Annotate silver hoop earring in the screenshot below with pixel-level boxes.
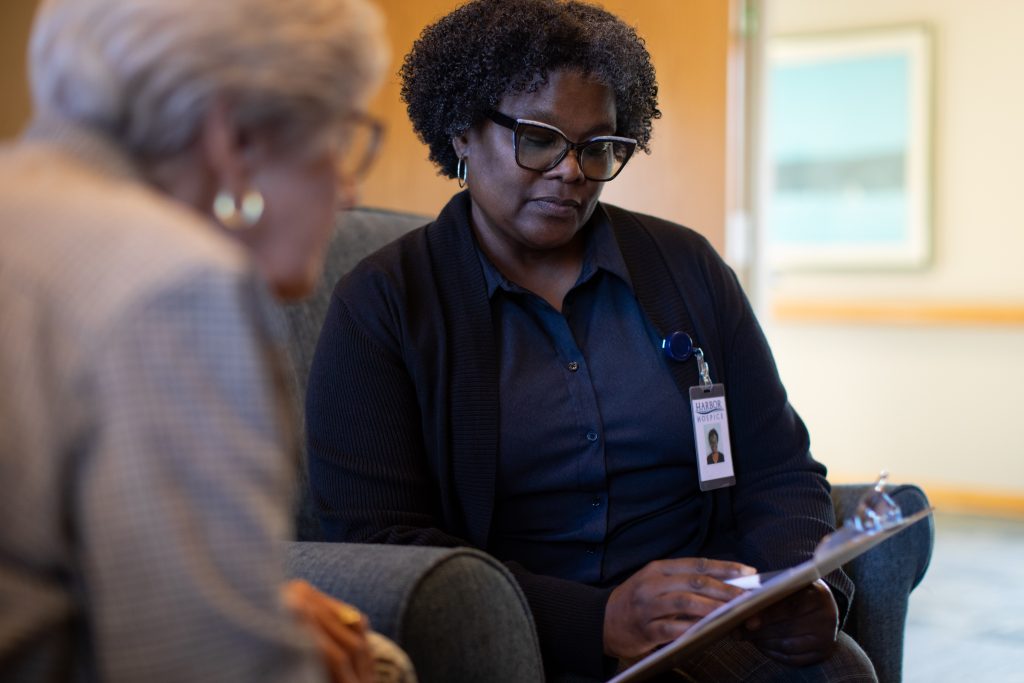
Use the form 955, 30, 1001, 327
213, 188, 265, 230
456, 156, 468, 189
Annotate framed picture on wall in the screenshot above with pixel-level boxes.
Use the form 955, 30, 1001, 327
764, 25, 932, 269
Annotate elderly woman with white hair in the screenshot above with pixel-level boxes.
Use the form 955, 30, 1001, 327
0, 1, 405, 682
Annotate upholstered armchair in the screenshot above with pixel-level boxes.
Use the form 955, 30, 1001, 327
280, 207, 934, 683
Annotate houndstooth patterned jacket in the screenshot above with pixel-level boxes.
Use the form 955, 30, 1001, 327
0, 119, 324, 682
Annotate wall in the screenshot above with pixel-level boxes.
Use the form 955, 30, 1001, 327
364, 0, 732, 251
760, 0, 1024, 512
0, 0, 732, 252
0, 0, 37, 138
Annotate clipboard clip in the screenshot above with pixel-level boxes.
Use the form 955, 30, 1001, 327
815, 471, 909, 556
848, 470, 903, 532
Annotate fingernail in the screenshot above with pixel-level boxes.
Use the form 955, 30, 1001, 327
335, 603, 363, 626
741, 566, 757, 575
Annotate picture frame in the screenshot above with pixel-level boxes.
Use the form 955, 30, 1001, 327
764, 25, 932, 270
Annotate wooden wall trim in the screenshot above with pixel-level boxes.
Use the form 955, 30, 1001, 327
829, 474, 1024, 519
772, 299, 1024, 326
921, 487, 1024, 519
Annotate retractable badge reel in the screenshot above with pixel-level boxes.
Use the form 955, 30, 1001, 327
662, 332, 736, 491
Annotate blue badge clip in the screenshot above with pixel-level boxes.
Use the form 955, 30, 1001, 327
661, 331, 694, 362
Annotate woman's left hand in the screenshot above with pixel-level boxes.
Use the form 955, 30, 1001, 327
282, 579, 374, 683
741, 580, 839, 666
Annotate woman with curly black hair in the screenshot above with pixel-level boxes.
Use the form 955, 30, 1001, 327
306, 1, 876, 681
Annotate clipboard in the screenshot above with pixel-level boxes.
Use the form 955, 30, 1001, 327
608, 506, 933, 683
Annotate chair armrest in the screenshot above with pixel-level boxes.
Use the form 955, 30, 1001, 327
285, 542, 544, 683
832, 484, 934, 683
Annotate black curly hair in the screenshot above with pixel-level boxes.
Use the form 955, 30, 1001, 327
400, 0, 660, 178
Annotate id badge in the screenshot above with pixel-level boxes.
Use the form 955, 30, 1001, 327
689, 383, 736, 491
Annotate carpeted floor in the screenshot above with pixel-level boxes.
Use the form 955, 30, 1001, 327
903, 512, 1024, 682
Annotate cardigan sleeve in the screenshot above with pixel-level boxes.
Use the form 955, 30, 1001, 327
307, 257, 623, 678
689, 238, 854, 622
306, 283, 463, 547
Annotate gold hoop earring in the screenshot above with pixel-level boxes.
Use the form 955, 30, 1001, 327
213, 188, 265, 230
456, 156, 468, 189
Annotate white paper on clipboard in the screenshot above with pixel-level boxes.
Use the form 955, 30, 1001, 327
607, 507, 933, 683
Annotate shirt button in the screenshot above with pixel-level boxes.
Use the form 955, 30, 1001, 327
567, 361, 579, 372
586, 546, 597, 555
586, 431, 599, 442
591, 498, 602, 508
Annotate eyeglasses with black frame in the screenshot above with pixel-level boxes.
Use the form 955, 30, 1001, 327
487, 110, 637, 182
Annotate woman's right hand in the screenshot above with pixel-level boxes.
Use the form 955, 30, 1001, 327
603, 557, 756, 660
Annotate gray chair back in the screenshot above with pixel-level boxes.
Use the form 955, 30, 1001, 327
282, 207, 429, 540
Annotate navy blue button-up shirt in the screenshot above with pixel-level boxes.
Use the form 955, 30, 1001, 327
480, 213, 703, 588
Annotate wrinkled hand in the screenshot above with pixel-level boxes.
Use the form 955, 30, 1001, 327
282, 579, 374, 683
743, 579, 839, 666
604, 558, 756, 660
